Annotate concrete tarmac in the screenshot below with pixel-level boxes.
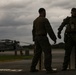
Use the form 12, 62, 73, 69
0, 70, 76, 75
0, 59, 76, 75
0, 49, 76, 75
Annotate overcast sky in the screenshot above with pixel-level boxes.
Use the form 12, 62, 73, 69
0, 0, 76, 45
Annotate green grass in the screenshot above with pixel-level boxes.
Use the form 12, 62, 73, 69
0, 55, 33, 62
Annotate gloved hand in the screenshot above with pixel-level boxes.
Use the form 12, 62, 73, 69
57, 32, 61, 39
54, 39, 56, 44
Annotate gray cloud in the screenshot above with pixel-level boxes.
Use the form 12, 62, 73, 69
0, 0, 76, 45
43, 0, 76, 9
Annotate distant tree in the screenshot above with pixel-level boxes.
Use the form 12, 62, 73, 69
51, 42, 65, 49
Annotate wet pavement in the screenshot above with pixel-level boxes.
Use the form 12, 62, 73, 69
0, 60, 31, 71
0, 69, 76, 75
0, 59, 76, 75
0, 49, 76, 75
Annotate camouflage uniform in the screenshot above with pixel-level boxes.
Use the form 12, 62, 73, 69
58, 16, 76, 70
31, 16, 57, 71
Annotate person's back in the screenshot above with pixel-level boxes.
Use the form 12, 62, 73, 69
33, 13, 56, 42
33, 17, 47, 36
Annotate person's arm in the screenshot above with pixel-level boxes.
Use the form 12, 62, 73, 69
32, 22, 35, 42
45, 18, 57, 43
57, 17, 70, 39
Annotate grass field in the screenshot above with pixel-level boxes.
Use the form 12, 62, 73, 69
0, 49, 64, 62
0, 55, 33, 62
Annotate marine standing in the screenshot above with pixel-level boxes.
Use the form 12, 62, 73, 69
30, 8, 57, 73
58, 8, 76, 71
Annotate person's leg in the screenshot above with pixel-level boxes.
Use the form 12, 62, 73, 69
75, 44, 76, 69
30, 40, 42, 72
39, 36, 52, 71
62, 40, 73, 70
44, 47, 52, 71
73, 35, 76, 69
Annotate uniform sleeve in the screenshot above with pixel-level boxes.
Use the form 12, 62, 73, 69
58, 17, 70, 34
32, 21, 35, 41
44, 18, 57, 42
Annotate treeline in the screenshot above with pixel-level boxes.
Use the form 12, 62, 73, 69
51, 42, 65, 49
0, 39, 65, 50
22, 42, 65, 49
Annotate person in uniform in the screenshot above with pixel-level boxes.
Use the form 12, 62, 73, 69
58, 8, 76, 71
30, 8, 57, 73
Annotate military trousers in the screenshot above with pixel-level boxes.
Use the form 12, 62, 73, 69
31, 36, 52, 71
63, 34, 76, 70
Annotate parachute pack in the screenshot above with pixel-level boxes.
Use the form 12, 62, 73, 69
66, 17, 76, 33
